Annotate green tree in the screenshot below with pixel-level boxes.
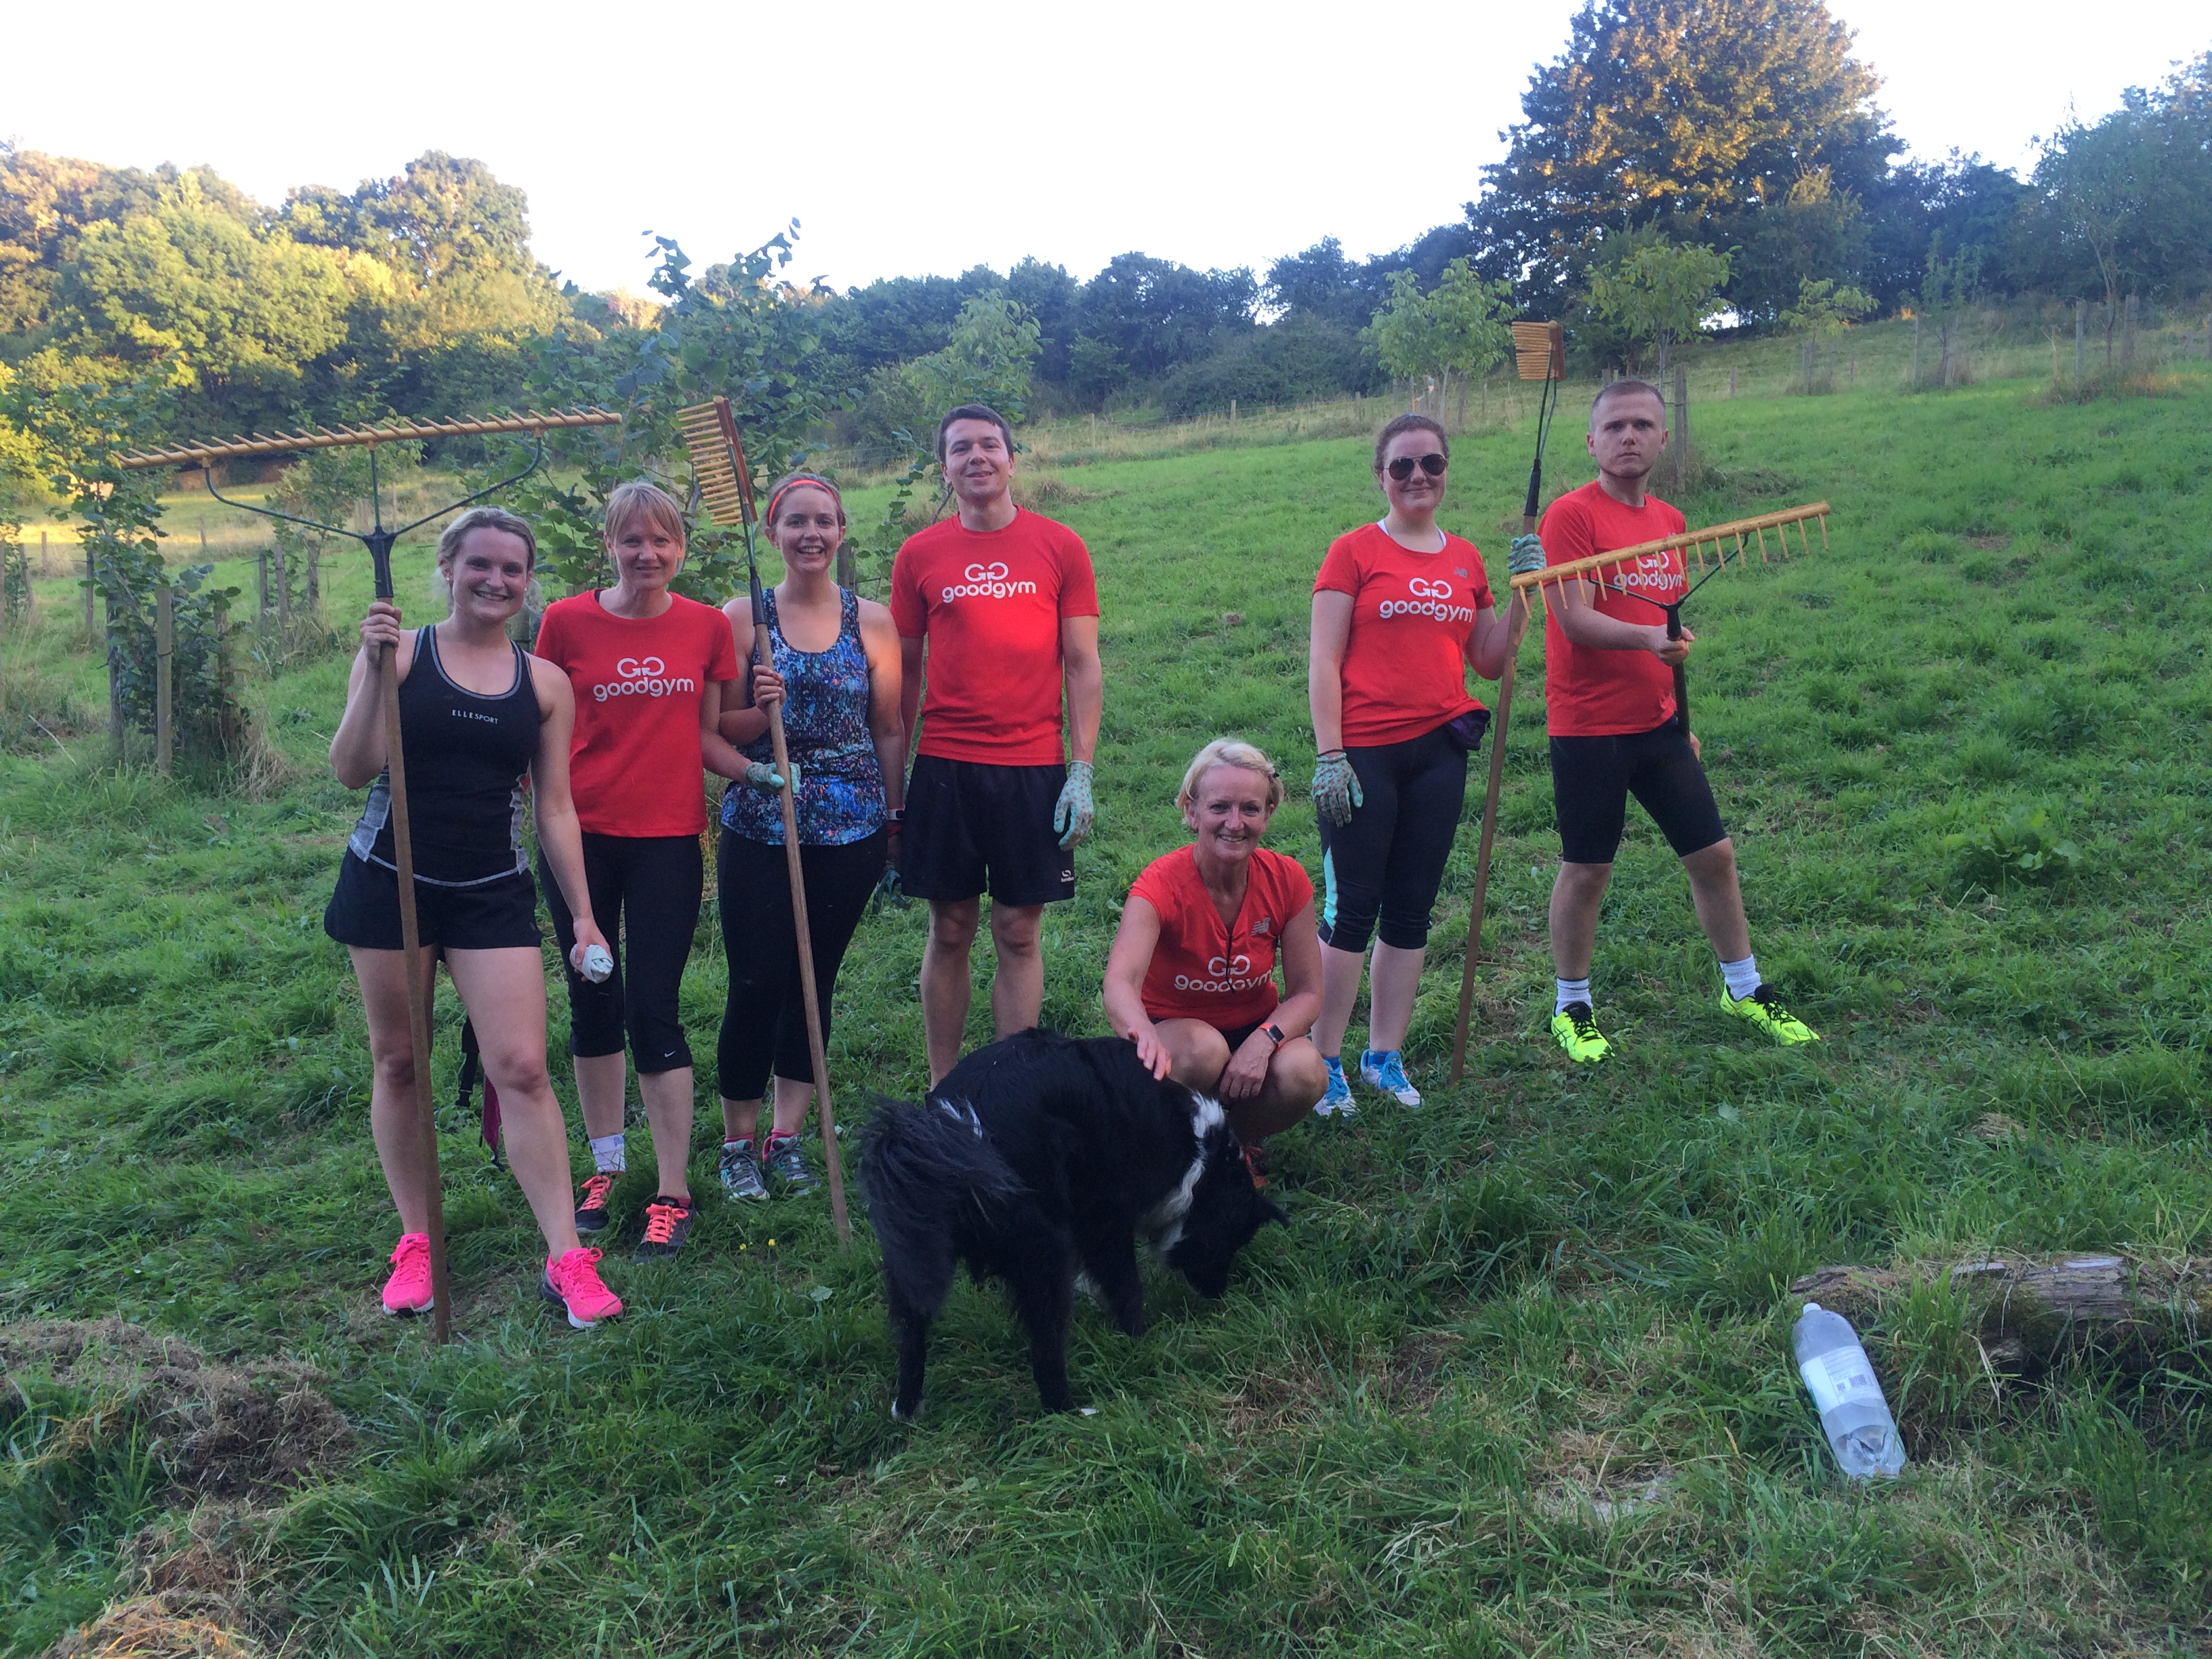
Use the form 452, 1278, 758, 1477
62, 179, 353, 388
1467, 0, 1890, 304
1425, 258, 1515, 423
1912, 236, 1981, 388
1366, 269, 1444, 395
517, 226, 840, 602
1585, 236, 1732, 378
1779, 274, 1875, 332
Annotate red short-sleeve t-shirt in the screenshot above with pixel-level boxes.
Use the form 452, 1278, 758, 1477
532, 592, 741, 837
1538, 480, 1689, 737
890, 509, 1099, 766
1128, 844, 1314, 1028
1313, 523, 1495, 748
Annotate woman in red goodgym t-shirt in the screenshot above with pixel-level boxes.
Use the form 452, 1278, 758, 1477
1307, 414, 1530, 1115
531, 480, 754, 1261
1103, 739, 1328, 1156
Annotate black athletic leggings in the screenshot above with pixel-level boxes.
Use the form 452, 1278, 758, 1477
542, 832, 702, 1072
1315, 722, 1469, 956
716, 828, 886, 1100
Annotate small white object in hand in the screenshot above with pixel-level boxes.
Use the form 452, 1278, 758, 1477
578, 944, 615, 983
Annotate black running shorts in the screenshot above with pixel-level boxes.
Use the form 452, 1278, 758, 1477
1549, 719, 1727, 865
901, 754, 1076, 906
323, 852, 543, 951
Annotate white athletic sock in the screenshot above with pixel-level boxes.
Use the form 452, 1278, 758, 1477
590, 1132, 626, 1174
1721, 955, 1761, 1001
1555, 977, 1592, 1015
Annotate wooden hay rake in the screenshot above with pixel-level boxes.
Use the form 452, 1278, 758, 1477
121, 407, 622, 1341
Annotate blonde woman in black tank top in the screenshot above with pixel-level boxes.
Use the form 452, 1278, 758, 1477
327, 508, 623, 1330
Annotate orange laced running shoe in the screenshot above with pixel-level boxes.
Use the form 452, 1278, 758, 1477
381, 1231, 434, 1316
541, 1246, 622, 1328
632, 1194, 694, 1262
574, 1172, 615, 1233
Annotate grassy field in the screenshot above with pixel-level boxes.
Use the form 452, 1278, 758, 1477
3, 354, 2211, 1656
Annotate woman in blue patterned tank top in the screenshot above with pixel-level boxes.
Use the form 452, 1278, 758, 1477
712, 474, 905, 1200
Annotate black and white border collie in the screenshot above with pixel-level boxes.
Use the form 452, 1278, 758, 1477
860, 1028, 1285, 1417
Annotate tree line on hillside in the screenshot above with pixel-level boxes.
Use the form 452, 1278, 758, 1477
2, 0, 2207, 522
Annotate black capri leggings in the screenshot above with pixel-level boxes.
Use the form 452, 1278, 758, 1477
1315, 722, 1470, 956
716, 828, 887, 1101
541, 832, 702, 1073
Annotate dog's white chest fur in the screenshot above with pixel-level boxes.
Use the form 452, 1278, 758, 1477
1141, 1094, 1225, 1253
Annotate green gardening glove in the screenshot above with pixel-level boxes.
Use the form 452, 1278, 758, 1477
1053, 760, 1096, 850
1311, 750, 1363, 826
1509, 534, 1547, 576
743, 759, 798, 794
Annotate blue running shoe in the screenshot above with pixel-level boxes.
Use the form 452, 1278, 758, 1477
1359, 1048, 1422, 1107
1317, 1056, 1356, 1118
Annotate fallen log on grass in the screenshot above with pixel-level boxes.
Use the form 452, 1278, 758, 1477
1790, 1256, 2212, 1370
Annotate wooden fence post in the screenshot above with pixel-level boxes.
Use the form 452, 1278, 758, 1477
155, 581, 174, 777
258, 549, 270, 616
85, 544, 97, 636
1672, 365, 1690, 491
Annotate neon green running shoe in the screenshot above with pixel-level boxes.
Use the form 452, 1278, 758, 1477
1551, 1002, 1612, 1064
1721, 985, 1819, 1045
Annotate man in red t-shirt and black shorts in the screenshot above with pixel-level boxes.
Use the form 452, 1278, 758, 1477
1536, 380, 1817, 1063
892, 405, 1105, 1084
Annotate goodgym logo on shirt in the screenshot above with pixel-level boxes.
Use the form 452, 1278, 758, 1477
1379, 575, 1475, 624
591, 655, 699, 704
1175, 953, 1271, 996
1616, 550, 1685, 592
941, 560, 1040, 602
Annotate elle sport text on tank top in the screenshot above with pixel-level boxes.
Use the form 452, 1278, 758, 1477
348, 626, 541, 886
722, 587, 885, 847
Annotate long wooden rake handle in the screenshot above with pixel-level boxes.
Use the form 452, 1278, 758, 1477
714, 398, 852, 1244
378, 634, 451, 1343
752, 618, 853, 1244
1449, 598, 1528, 1086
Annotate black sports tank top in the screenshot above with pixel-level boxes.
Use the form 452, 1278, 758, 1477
347, 626, 539, 886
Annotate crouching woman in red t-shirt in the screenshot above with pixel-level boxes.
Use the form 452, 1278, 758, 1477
1103, 739, 1328, 1154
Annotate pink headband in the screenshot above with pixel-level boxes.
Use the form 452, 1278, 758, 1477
766, 476, 844, 528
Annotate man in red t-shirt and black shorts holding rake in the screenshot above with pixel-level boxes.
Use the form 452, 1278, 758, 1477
892, 405, 1105, 1085
1535, 380, 1817, 1063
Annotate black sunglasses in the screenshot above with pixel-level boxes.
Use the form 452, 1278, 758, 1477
1386, 453, 1448, 481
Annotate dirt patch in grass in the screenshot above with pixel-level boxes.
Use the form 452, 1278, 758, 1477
1, 1318, 352, 1498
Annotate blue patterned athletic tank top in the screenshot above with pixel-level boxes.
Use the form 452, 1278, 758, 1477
722, 587, 885, 847
348, 626, 537, 886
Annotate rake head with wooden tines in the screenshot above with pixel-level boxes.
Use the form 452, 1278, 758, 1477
1510, 500, 1832, 608
675, 398, 758, 533
1512, 320, 1567, 384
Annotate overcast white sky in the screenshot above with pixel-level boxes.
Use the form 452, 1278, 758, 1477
5, 1, 2205, 295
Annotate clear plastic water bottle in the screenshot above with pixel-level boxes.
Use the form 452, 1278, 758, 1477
1793, 1302, 1906, 1479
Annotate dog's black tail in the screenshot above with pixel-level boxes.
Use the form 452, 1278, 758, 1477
859, 1097, 1027, 1295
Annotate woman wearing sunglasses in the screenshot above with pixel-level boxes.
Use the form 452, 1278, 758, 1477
1306, 414, 1529, 1113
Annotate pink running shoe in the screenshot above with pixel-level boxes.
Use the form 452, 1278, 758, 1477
382, 1232, 434, 1317
541, 1246, 623, 1329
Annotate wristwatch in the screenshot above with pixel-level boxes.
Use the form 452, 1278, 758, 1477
1262, 1023, 1286, 1047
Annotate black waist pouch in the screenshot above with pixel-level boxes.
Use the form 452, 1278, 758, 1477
1441, 707, 1492, 754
